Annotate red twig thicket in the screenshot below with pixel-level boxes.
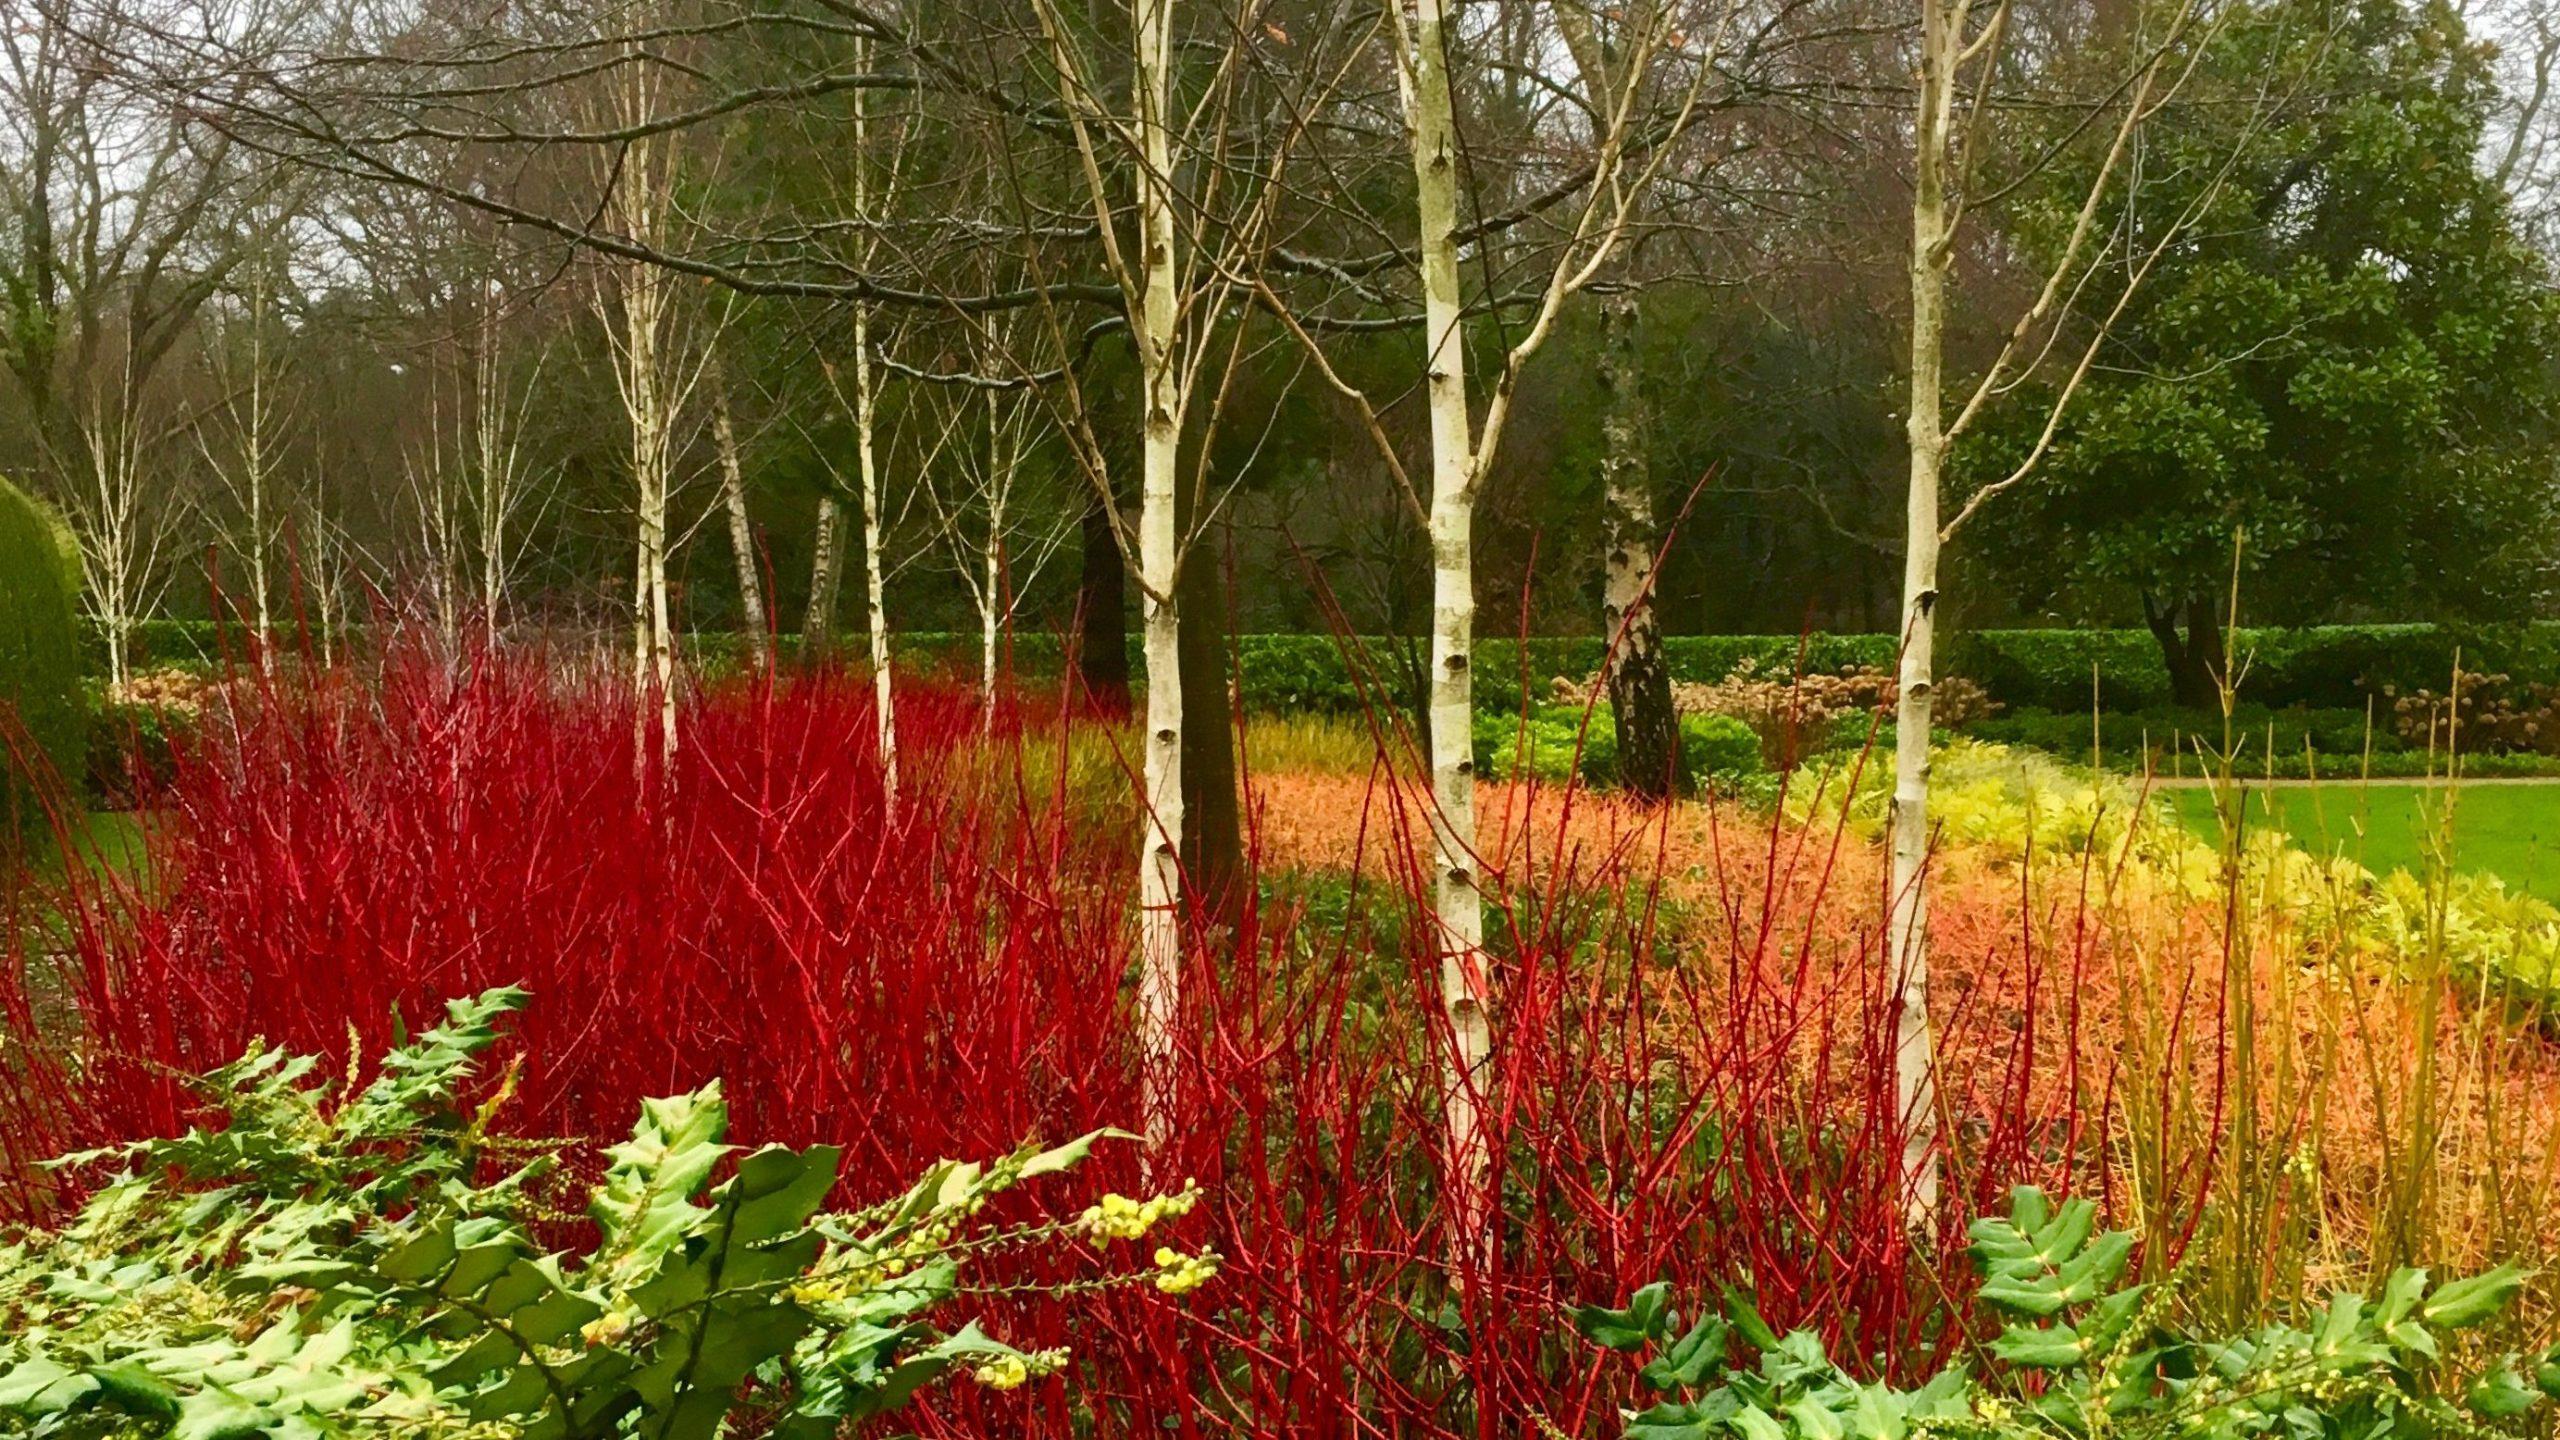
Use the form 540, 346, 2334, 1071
0, 639, 2089, 1438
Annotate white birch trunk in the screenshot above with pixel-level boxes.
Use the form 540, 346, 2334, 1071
471, 288, 520, 649
853, 298, 896, 799
1890, 0, 1958, 1230
629, 268, 677, 771
849, 34, 897, 799
808, 498, 844, 645
712, 373, 771, 667
1132, 0, 1187, 1140
1405, 0, 1496, 1241
980, 528, 1001, 723
241, 322, 272, 644
606, 230, 677, 768
980, 377, 1004, 723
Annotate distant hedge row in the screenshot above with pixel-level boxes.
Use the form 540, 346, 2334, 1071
94, 618, 2560, 715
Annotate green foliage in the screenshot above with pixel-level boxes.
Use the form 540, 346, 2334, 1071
0, 990, 1178, 1440
1966, 0, 2560, 638
1575, 1186, 2545, 1440
0, 475, 83, 839
1474, 706, 1765, 790
1477, 707, 1614, 785
1682, 714, 1766, 780
83, 687, 196, 807
104, 622, 2560, 721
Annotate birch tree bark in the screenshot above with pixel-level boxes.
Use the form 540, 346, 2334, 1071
849, 32, 898, 797
978, 391, 1004, 707
468, 280, 542, 648
1130, 0, 1187, 1137
1598, 294, 1681, 800
807, 499, 845, 648
711, 367, 771, 667
1350, 0, 1732, 1246
200, 269, 286, 660
1400, 0, 1497, 1238
1889, 0, 2213, 1229
1889, 0, 1955, 1219
1024, 0, 1333, 1137
70, 385, 178, 692
852, 292, 897, 797
597, 55, 682, 771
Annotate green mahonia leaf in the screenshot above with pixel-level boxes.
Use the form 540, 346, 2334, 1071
0, 1354, 100, 1414
1017, 1129, 1127, 1179
591, 1083, 735, 1289
1723, 1287, 1782, 1352
2532, 1344, 2560, 1402
0, 989, 1113, 1440
1577, 1187, 2542, 1440
1730, 1403, 1788, 1440
1576, 1283, 1675, 1353
2422, 1265, 2525, 1329
1640, 1313, 1731, 1393
2470, 1359, 2539, 1417
1787, 1395, 1848, 1440
1991, 1322, 2087, 1369
1620, 1399, 1715, 1440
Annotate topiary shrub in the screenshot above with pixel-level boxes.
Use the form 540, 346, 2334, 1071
0, 474, 83, 839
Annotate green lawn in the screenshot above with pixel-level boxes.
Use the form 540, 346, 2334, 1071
58, 810, 146, 878
2169, 782, 2560, 898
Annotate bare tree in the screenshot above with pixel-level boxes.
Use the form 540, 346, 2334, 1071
588, 26, 725, 769
1250, 0, 1731, 1243
196, 251, 295, 648
0, 0, 298, 666
915, 319, 1077, 719
465, 277, 548, 644
1888, 0, 2265, 1224
67, 341, 191, 688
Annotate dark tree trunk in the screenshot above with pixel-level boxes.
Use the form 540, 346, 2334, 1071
2143, 592, 2227, 710
1074, 490, 1132, 718
1597, 296, 1685, 800
1178, 518, 1244, 947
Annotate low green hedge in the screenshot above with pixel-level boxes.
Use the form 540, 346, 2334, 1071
92, 619, 2560, 717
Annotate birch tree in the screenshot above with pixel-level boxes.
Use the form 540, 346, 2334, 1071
1333, 0, 1729, 1240
198, 256, 294, 647
916, 321, 1076, 718
1597, 294, 1680, 798
465, 280, 546, 645
708, 362, 770, 667
0, 0, 295, 670
1020, 0, 1334, 1131
591, 42, 721, 770
814, 318, 901, 796
1889, 0, 2251, 1225
845, 35, 899, 794
66, 348, 190, 690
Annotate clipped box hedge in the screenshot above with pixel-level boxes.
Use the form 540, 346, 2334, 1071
89, 618, 2560, 717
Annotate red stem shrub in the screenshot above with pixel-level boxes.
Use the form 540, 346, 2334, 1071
1, 638, 2086, 1437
